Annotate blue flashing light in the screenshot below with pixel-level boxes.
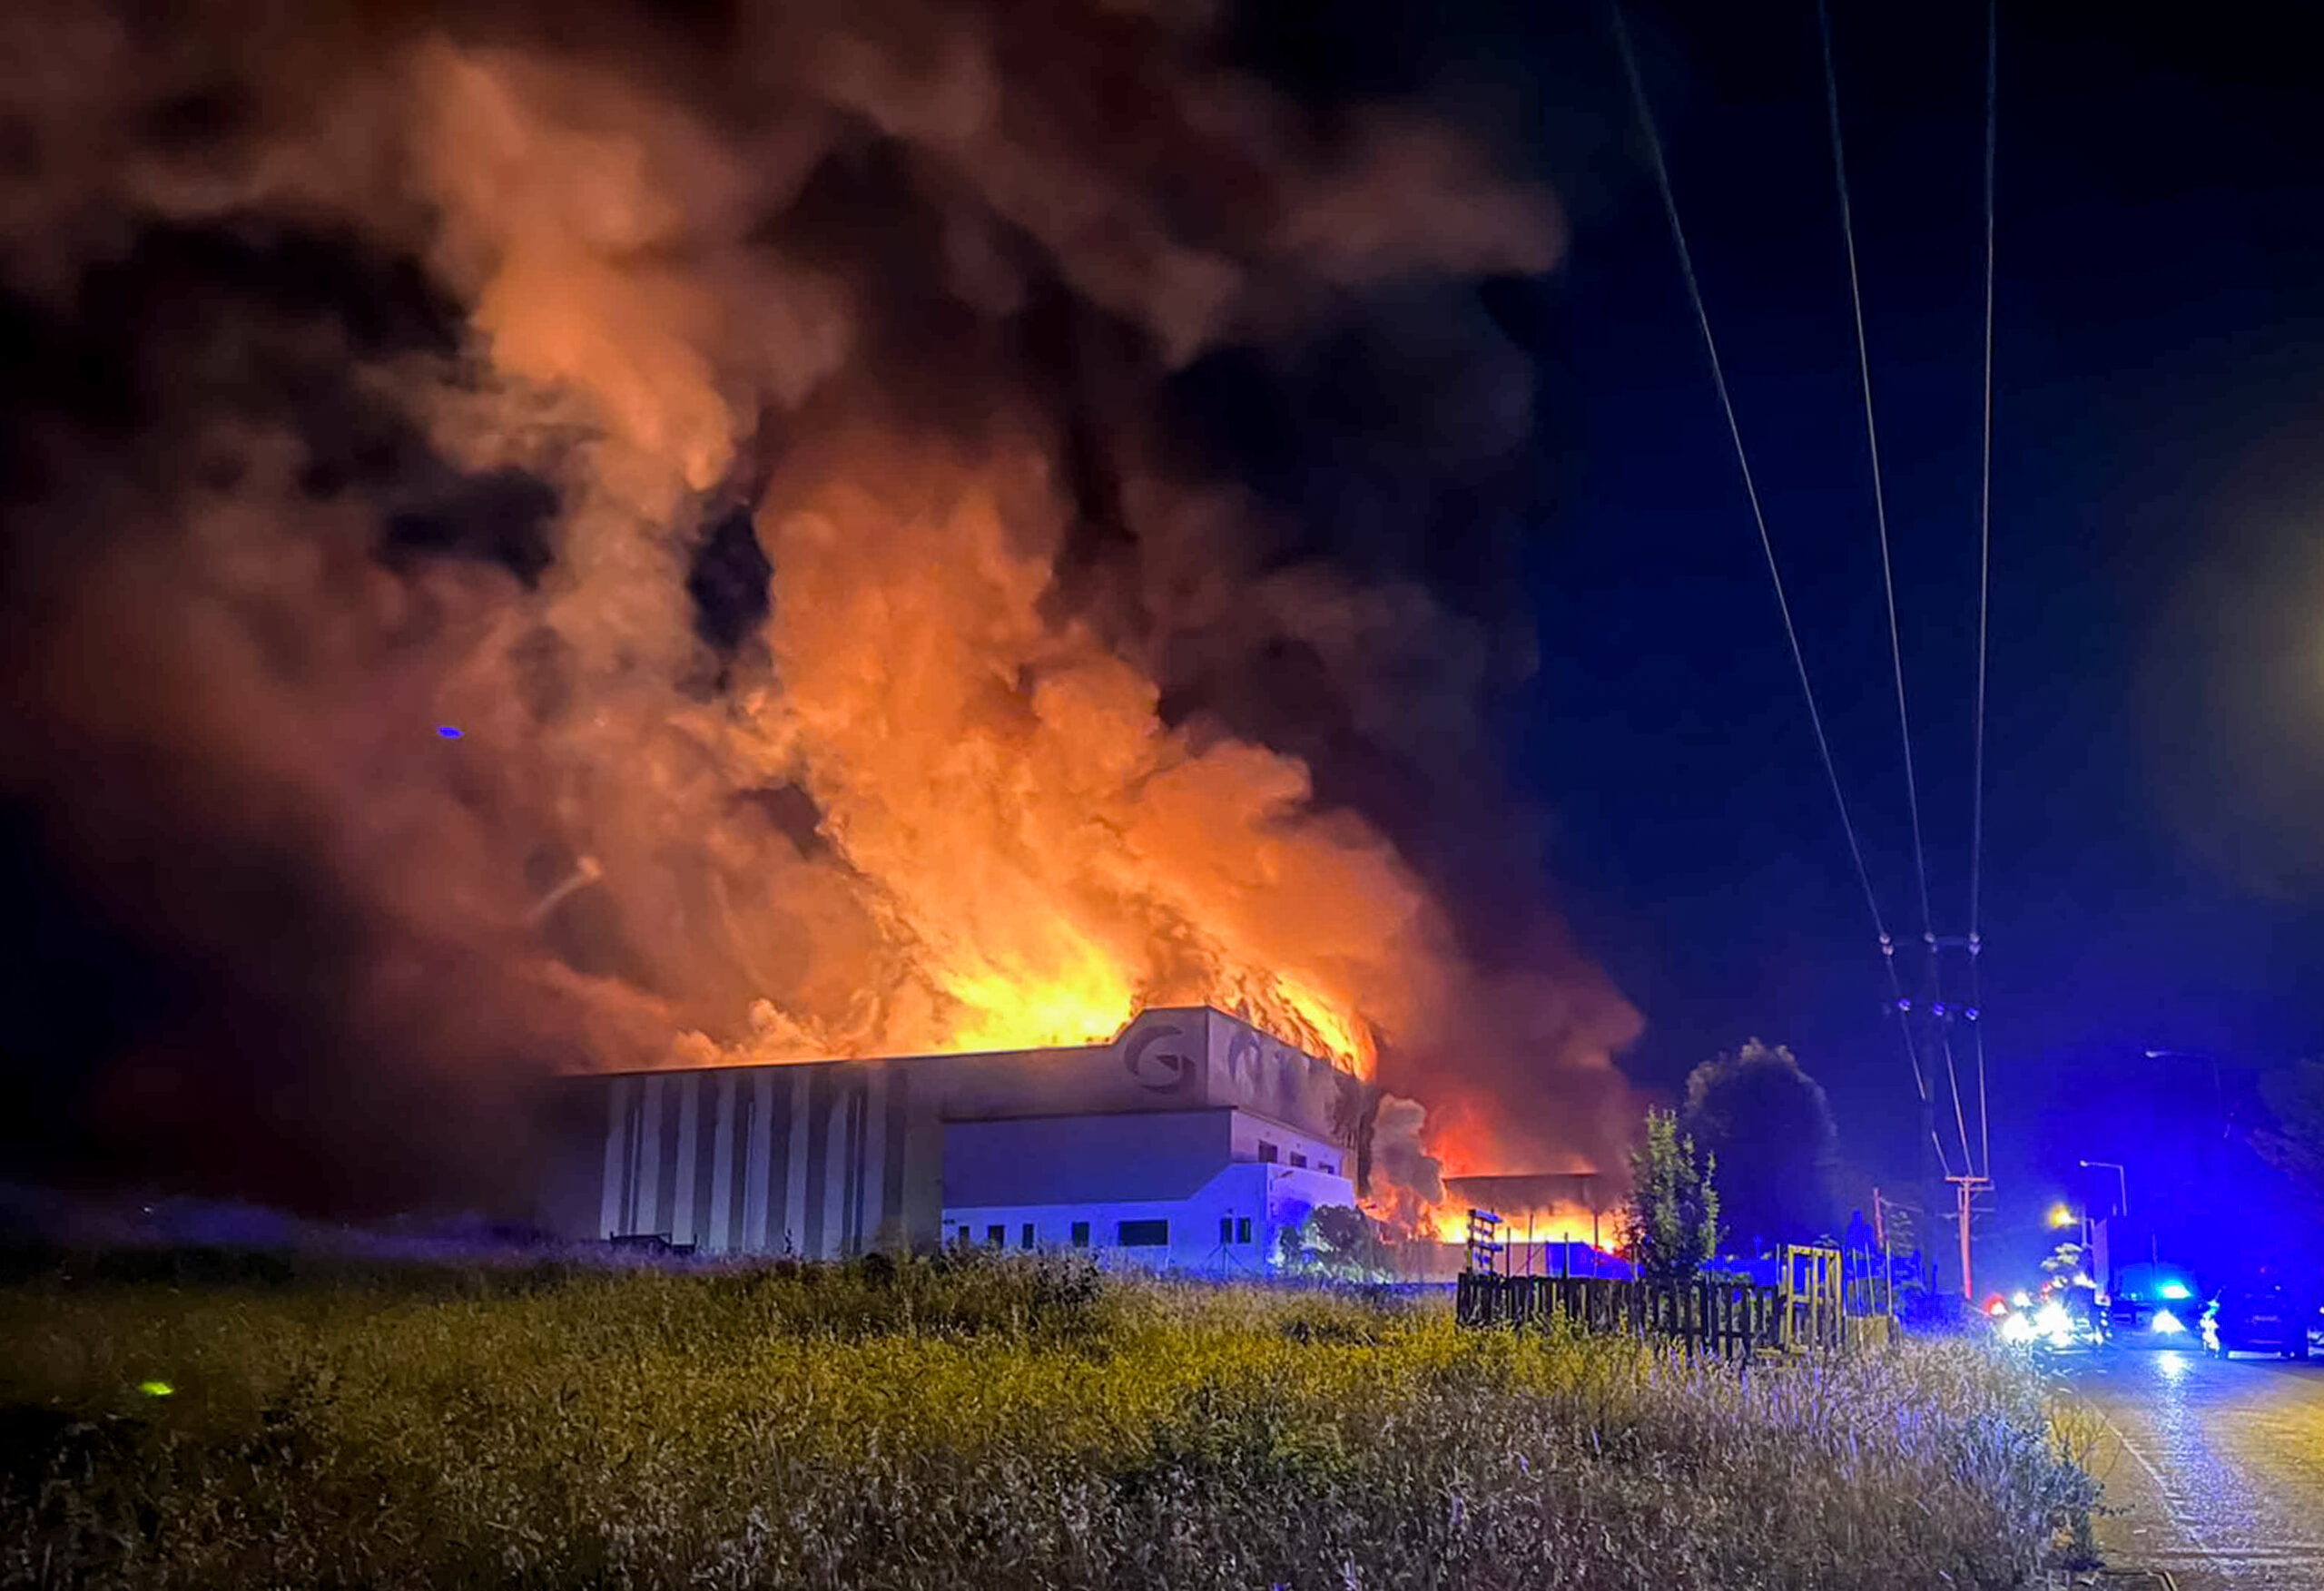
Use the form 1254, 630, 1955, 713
438, 726, 463, 740
2158, 1281, 2191, 1301
1896, 997, 1912, 1012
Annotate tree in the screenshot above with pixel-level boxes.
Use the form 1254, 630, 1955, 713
1275, 1204, 1397, 1282
2041, 1239, 2091, 1289
1679, 1039, 1840, 1249
1621, 1108, 1720, 1286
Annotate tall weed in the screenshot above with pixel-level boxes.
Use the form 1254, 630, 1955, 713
0, 1256, 2094, 1589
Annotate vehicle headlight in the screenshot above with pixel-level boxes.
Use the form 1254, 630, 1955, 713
1999, 1311, 2037, 1344
2151, 1309, 2185, 1335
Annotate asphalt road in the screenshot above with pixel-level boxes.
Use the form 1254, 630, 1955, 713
2065, 1345, 2324, 1588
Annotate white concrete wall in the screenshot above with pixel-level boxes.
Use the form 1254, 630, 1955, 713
944, 1160, 1358, 1275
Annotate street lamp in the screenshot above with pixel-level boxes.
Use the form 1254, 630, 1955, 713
2078, 1159, 2128, 1218
2079, 1160, 2126, 1293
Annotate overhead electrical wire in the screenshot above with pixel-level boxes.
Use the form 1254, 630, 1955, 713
1968, 0, 1998, 1180
1815, 0, 1977, 1179
1609, 1, 1952, 1179
1815, 0, 1937, 944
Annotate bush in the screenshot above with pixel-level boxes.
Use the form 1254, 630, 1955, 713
0, 1258, 2095, 1589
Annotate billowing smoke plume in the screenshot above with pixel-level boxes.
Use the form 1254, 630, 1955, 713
0, 0, 1640, 1215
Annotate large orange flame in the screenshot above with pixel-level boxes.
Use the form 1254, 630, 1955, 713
1424, 1201, 1601, 1247
568, 437, 1449, 1079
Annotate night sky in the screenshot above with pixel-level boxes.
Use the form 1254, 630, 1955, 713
1484, 3, 2324, 1262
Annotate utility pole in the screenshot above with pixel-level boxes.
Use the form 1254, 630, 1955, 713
1921, 1090, 1945, 1293
1872, 1187, 1897, 1313
1945, 1174, 1991, 1302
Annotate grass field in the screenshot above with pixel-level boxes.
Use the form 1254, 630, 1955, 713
0, 1251, 2095, 1589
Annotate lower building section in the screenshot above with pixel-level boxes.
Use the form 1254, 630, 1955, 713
939, 1112, 1355, 1274
943, 1162, 1354, 1274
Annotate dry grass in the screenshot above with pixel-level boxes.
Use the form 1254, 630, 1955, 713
0, 1252, 2095, 1589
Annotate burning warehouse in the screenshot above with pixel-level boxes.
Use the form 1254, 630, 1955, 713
548, 1007, 1365, 1271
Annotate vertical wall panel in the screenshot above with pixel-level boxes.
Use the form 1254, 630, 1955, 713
859, 1066, 888, 1250
658, 1077, 684, 1233
634, 1076, 665, 1236
776, 1068, 794, 1244
737, 1075, 762, 1251
706, 1074, 736, 1255
824, 1080, 854, 1257
743, 1071, 774, 1251
784, 1067, 813, 1254
598, 1075, 633, 1240
694, 1116, 715, 1252
882, 1066, 911, 1245
670, 1075, 700, 1248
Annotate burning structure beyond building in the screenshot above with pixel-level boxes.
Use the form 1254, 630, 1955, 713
0, 0, 1644, 1215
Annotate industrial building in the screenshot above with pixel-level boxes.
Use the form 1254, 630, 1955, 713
540, 1006, 1366, 1272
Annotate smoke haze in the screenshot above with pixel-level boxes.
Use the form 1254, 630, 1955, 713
0, 0, 1640, 1215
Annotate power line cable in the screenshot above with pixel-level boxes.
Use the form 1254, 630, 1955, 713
1610, 1, 1951, 1177
1817, 0, 1976, 1175
1967, 0, 1998, 1181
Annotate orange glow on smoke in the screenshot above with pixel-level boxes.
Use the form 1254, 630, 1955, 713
630, 439, 1445, 1077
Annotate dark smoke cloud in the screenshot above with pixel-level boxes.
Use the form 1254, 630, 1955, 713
0, 0, 1637, 1216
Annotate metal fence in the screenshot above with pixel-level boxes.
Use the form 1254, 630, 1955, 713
1455, 1242, 1896, 1359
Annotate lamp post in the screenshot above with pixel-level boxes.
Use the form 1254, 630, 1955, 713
2079, 1159, 2126, 1292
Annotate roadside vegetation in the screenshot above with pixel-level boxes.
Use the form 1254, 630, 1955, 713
0, 1251, 2095, 1589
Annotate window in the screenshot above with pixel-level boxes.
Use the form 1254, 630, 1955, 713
957, 1224, 973, 1247
1071, 1221, 1090, 1248
1020, 1223, 1035, 1251
1319, 1163, 1335, 1176
1236, 1217, 1252, 1245
1118, 1219, 1170, 1247
986, 1223, 1005, 1249
1258, 1142, 1279, 1164
1219, 1215, 1235, 1245
1289, 1152, 1308, 1169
